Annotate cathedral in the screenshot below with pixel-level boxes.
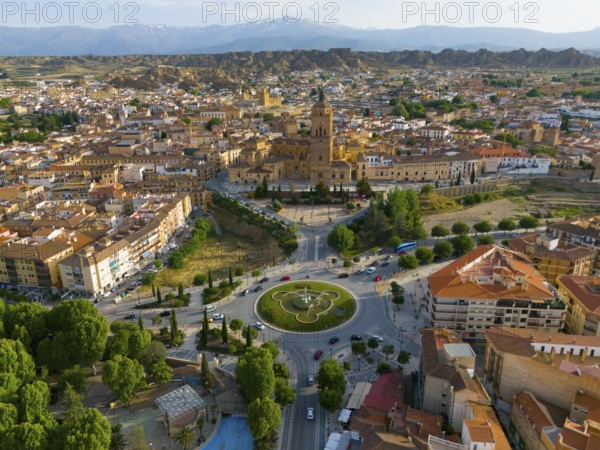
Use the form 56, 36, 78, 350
228, 92, 352, 185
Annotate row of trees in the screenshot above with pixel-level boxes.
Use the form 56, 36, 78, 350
168, 218, 212, 269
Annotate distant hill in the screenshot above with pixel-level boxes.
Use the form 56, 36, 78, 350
1, 22, 600, 56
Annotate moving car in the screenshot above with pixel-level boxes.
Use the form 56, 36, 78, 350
350, 334, 363, 341
159, 310, 171, 318
374, 275, 383, 282
355, 268, 365, 275
337, 273, 349, 278
307, 374, 314, 385
372, 335, 384, 342
280, 275, 291, 281
399, 251, 409, 256
314, 350, 324, 360
307, 407, 315, 420
241, 289, 251, 296
259, 277, 270, 283
254, 285, 263, 293
381, 261, 390, 267
328, 336, 340, 345
509, 232, 518, 237
124, 314, 137, 321
366, 266, 377, 274
204, 305, 216, 312
255, 322, 265, 330
212, 313, 224, 320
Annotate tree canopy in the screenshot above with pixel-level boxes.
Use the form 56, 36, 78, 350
235, 347, 275, 403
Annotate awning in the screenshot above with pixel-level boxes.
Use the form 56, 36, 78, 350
337, 409, 352, 423
142, 251, 150, 258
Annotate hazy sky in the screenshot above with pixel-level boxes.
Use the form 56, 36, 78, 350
3, 0, 599, 30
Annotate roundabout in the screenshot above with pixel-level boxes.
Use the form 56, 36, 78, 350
256, 281, 356, 332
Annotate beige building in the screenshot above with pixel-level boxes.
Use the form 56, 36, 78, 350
509, 391, 557, 450
483, 327, 600, 413
427, 246, 564, 338
508, 233, 596, 283
420, 328, 491, 431
558, 276, 600, 336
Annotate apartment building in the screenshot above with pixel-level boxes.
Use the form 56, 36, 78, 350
427, 246, 564, 338
509, 391, 558, 450
508, 233, 596, 283
483, 327, 600, 413
555, 392, 600, 450
557, 276, 600, 336
420, 328, 491, 431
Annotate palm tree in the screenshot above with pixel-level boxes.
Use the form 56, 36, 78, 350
175, 426, 195, 450
109, 424, 127, 450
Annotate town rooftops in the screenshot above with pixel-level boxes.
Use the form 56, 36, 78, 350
557, 276, 600, 316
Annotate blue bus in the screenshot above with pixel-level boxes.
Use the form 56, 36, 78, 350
396, 241, 417, 253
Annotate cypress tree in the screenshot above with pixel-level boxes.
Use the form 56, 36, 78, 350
201, 352, 210, 387
245, 326, 252, 348
156, 287, 162, 304
170, 309, 178, 340
202, 309, 209, 348
208, 269, 213, 289
470, 168, 475, 185
138, 314, 144, 330
222, 318, 228, 344
152, 283, 156, 298
228, 267, 233, 286
457, 172, 462, 186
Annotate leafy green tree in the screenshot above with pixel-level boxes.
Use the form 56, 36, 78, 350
317, 359, 346, 392
150, 361, 173, 384
127, 425, 148, 450
59, 365, 89, 394
0, 402, 18, 433
274, 379, 296, 407
138, 341, 167, 371
399, 254, 419, 270
421, 184, 434, 194
327, 224, 355, 252
519, 215, 540, 231
0, 338, 35, 402
247, 397, 281, 440
473, 220, 492, 233
319, 386, 344, 413
102, 355, 145, 406
230, 319, 243, 337
45, 299, 109, 375
498, 218, 516, 232
236, 348, 275, 402
4, 302, 48, 351
273, 362, 289, 379
377, 360, 392, 374
221, 318, 229, 344
244, 325, 258, 347
451, 234, 475, 255
381, 344, 395, 359
205, 117, 222, 130
63, 409, 111, 450
261, 341, 279, 359
431, 224, 449, 239
367, 338, 379, 351
1, 423, 48, 450
62, 384, 85, 425
351, 341, 367, 356
415, 247, 434, 264
356, 179, 372, 196
18, 381, 55, 428
451, 221, 470, 235
397, 351, 411, 367
175, 426, 195, 450
478, 235, 495, 245
193, 274, 207, 286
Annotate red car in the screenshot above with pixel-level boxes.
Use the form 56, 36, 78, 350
280, 275, 291, 281
314, 350, 324, 360
374, 275, 383, 282
400, 251, 409, 255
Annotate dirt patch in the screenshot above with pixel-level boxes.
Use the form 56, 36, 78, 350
423, 198, 524, 230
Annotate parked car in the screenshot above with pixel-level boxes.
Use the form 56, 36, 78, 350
366, 266, 376, 274
385, 255, 393, 260
212, 313, 224, 320
241, 289, 251, 296
259, 277, 270, 283
399, 251, 409, 256
124, 314, 137, 321
374, 275, 383, 282
159, 311, 171, 318
355, 268, 365, 275
204, 305, 216, 312
255, 322, 265, 330
280, 275, 291, 281
337, 273, 349, 278
350, 335, 363, 341
509, 232, 518, 238
314, 350, 324, 360
328, 336, 340, 345
254, 285, 263, 293
381, 261, 390, 267
307, 407, 315, 420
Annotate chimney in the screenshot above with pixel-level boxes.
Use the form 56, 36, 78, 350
550, 347, 555, 361
581, 348, 588, 363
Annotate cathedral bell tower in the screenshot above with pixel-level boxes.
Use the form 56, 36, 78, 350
310, 89, 334, 181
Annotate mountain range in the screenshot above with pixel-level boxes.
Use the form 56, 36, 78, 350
1, 22, 600, 56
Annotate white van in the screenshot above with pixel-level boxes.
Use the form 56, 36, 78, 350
204, 304, 216, 312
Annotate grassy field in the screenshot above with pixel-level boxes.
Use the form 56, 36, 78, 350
257, 281, 356, 332
147, 208, 286, 289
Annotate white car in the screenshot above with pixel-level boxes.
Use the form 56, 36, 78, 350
366, 266, 377, 274
307, 407, 315, 420
372, 335, 384, 342
212, 313, 224, 320
255, 322, 265, 330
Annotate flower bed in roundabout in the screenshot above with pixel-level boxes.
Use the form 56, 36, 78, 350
256, 281, 356, 332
